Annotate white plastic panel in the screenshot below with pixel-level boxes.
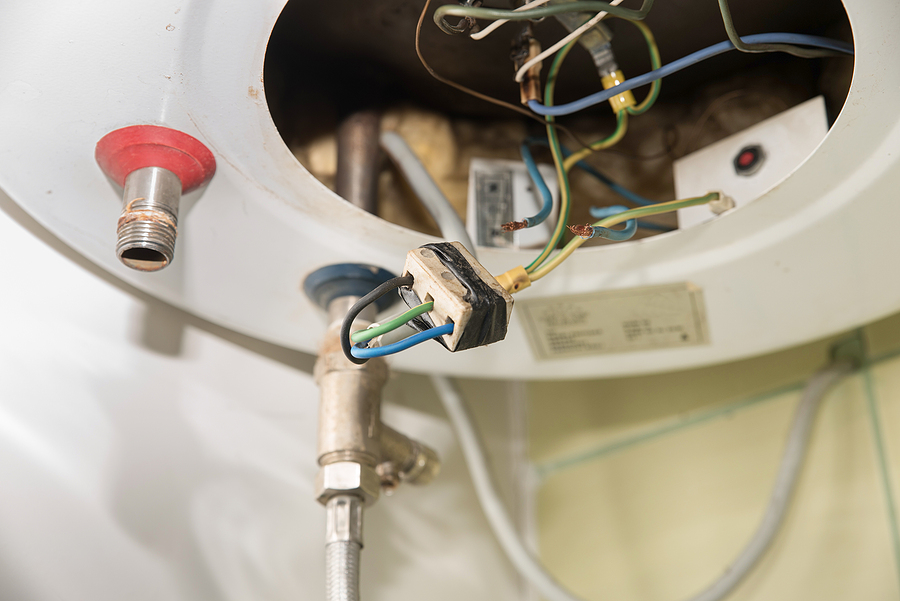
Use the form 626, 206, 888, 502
1, 0, 898, 379
674, 96, 829, 229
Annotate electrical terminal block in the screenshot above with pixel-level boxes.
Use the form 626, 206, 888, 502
708, 191, 736, 215
401, 242, 513, 352
600, 70, 636, 113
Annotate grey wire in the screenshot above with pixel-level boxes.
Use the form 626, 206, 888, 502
716, 0, 844, 58
380, 132, 478, 259
432, 375, 576, 601
683, 359, 853, 601
433, 359, 853, 601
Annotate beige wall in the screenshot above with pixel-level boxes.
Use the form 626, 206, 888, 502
527, 313, 900, 600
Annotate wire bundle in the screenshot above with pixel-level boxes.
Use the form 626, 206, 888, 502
339, 276, 450, 363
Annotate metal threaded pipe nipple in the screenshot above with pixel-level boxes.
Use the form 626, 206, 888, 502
116, 166, 182, 271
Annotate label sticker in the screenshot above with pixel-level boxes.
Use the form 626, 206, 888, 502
518, 283, 709, 360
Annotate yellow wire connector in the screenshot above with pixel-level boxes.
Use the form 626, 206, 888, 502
496, 265, 531, 294
600, 70, 636, 113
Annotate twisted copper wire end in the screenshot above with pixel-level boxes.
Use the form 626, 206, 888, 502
501, 220, 528, 232
568, 224, 595, 239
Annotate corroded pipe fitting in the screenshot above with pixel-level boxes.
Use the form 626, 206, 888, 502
95, 124, 216, 272
116, 166, 181, 271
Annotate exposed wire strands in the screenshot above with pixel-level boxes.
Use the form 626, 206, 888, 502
576, 204, 637, 240
513, 0, 627, 83
350, 301, 435, 344
529, 192, 718, 281
525, 38, 630, 273
351, 323, 454, 358
527, 33, 854, 117
524, 39, 579, 273
340, 275, 414, 365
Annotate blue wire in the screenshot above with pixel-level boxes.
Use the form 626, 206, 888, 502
583, 205, 638, 241
525, 136, 657, 207
350, 323, 454, 358
519, 144, 553, 227
527, 33, 854, 117
590, 205, 674, 233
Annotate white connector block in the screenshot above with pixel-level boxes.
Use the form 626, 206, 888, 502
402, 242, 514, 352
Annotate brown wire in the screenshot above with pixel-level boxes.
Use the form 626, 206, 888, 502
415, 0, 593, 152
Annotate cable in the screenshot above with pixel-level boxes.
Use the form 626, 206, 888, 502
525, 39, 629, 273
524, 39, 578, 273
529, 192, 718, 281
350, 301, 435, 344
415, 0, 597, 153
351, 323, 454, 359
562, 110, 627, 171
434, 361, 852, 601
513, 0, 627, 83
470, 0, 553, 41
589, 205, 673, 231
432, 375, 580, 601
380, 132, 478, 259
624, 19, 661, 116
434, 0, 655, 35
340, 275, 414, 365
686, 360, 853, 601
716, 0, 843, 59
582, 205, 636, 240
527, 33, 854, 117
527, 137, 659, 206
515, 143, 554, 229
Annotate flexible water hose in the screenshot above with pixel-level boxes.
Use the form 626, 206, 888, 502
326, 540, 361, 601
325, 495, 364, 601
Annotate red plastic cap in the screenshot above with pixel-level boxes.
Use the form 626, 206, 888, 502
95, 125, 216, 193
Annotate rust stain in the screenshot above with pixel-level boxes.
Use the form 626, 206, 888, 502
124, 197, 146, 211
166, 24, 175, 31
248, 86, 259, 100
118, 208, 177, 232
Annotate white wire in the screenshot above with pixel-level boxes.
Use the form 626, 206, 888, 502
514, 0, 626, 83
432, 360, 852, 601
379, 132, 477, 259
469, 0, 555, 41
432, 375, 579, 601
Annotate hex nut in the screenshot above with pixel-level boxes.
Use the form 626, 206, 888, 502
315, 461, 381, 506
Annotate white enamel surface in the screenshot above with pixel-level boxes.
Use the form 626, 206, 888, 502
0, 190, 521, 601
1, 0, 897, 379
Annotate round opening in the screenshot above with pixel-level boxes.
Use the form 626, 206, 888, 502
120, 247, 170, 272
264, 0, 852, 250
